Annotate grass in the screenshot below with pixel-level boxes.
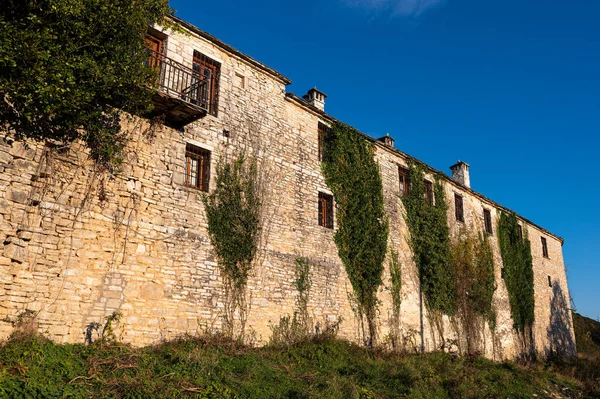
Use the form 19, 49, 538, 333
1, 311, 600, 398
0, 332, 595, 399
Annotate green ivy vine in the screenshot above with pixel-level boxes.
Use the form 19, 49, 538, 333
497, 211, 535, 352
202, 154, 261, 339
401, 162, 455, 317
450, 230, 496, 354
321, 122, 389, 347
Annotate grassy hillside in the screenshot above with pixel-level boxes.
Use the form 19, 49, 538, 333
0, 333, 595, 399
572, 312, 600, 360
1, 311, 600, 398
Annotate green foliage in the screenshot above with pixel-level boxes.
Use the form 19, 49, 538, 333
389, 249, 402, 320
0, 335, 589, 398
497, 212, 535, 335
321, 122, 389, 346
572, 312, 600, 360
203, 154, 261, 290
203, 154, 261, 338
401, 162, 455, 316
0, 0, 173, 169
450, 231, 496, 353
270, 256, 313, 346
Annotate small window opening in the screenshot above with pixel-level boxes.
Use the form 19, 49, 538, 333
518, 224, 523, 239
547, 275, 552, 287
398, 166, 409, 196
484, 208, 493, 235
318, 192, 334, 229
185, 144, 211, 192
318, 122, 329, 162
541, 236, 549, 258
424, 180, 433, 205
454, 194, 464, 222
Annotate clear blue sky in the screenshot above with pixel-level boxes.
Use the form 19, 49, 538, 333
170, 0, 600, 320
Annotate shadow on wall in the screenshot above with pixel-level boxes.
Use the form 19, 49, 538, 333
546, 281, 577, 357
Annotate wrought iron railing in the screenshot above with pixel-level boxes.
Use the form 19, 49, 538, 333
147, 50, 209, 110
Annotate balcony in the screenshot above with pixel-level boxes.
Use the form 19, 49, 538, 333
147, 50, 209, 126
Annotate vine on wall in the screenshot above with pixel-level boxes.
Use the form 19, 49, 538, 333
497, 211, 535, 356
450, 230, 496, 354
401, 162, 455, 321
202, 154, 261, 340
388, 248, 402, 349
321, 122, 389, 347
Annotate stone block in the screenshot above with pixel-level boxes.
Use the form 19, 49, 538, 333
8, 142, 35, 161
6, 188, 28, 204
4, 242, 27, 263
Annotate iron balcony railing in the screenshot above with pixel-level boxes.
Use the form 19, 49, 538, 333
147, 50, 209, 111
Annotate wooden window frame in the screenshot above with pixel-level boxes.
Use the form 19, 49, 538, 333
398, 166, 409, 196
192, 51, 221, 117
541, 236, 549, 258
483, 208, 493, 235
184, 144, 210, 192
454, 194, 464, 222
518, 224, 523, 239
424, 180, 433, 205
318, 192, 334, 229
317, 122, 332, 162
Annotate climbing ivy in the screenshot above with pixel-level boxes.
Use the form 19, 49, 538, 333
497, 211, 535, 343
321, 122, 389, 347
401, 162, 455, 317
450, 231, 496, 353
202, 154, 261, 339
388, 248, 402, 349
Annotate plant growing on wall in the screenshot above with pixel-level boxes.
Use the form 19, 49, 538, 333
401, 162, 454, 346
450, 231, 496, 354
497, 211, 535, 356
321, 122, 389, 348
203, 154, 261, 340
0, 0, 174, 170
388, 248, 403, 349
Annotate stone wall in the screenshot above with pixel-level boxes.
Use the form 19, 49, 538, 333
0, 20, 575, 359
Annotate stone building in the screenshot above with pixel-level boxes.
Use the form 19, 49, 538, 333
0, 15, 576, 359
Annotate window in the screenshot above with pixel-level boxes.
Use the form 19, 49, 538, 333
518, 224, 523, 239
318, 192, 334, 229
424, 180, 433, 205
144, 34, 163, 65
398, 166, 409, 196
547, 275, 552, 287
318, 122, 330, 162
541, 236, 549, 258
484, 209, 493, 235
192, 51, 220, 116
184, 144, 210, 191
454, 194, 464, 222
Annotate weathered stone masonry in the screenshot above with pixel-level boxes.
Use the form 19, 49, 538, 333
0, 16, 575, 359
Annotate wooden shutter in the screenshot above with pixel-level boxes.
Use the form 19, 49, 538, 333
455, 194, 464, 222
318, 195, 324, 226
326, 195, 334, 228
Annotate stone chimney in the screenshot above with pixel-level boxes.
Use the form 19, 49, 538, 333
303, 87, 327, 111
450, 160, 470, 188
377, 133, 395, 148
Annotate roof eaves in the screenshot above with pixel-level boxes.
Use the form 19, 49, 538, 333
167, 15, 293, 86
286, 92, 564, 245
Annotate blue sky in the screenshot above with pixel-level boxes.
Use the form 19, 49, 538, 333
170, 0, 600, 320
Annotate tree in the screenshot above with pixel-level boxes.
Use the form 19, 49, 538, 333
0, 0, 173, 169
321, 122, 389, 347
